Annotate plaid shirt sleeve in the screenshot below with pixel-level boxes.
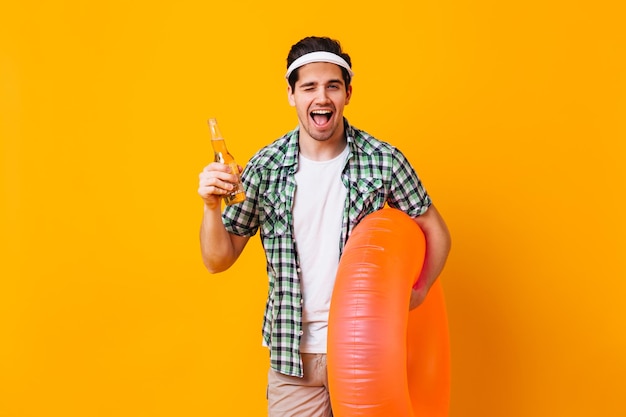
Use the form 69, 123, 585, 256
386, 146, 432, 217
221, 161, 261, 237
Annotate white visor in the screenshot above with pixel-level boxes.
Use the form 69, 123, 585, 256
285, 51, 354, 80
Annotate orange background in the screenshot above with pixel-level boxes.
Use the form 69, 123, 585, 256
1, 1, 624, 416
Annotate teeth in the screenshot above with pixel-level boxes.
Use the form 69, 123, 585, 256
311, 110, 332, 115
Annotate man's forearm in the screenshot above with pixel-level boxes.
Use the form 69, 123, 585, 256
409, 205, 451, 309
199, 205, 239, 273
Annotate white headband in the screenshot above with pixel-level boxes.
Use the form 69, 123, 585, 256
285, 51, 354, 79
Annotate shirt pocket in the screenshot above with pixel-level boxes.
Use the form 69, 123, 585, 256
260, 191, 289, 237
349, 176, 385, 224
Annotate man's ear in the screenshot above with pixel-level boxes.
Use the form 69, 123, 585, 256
287, 85, 295, 107
345, 84, 353, 105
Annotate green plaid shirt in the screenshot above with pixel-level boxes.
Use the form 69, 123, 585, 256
222, 119, 431, 377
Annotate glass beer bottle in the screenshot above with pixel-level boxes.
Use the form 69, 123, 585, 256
207, 118, 246, 205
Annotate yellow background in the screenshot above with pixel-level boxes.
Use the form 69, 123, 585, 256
1, 0, 624, 416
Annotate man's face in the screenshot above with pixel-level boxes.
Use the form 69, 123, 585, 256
288, 62, 352, 144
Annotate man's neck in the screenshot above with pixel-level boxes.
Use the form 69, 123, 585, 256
298, 136, 347, 161
298, 124, 348, 161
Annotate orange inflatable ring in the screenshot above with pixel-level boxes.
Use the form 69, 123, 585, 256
327, 208, 451, 416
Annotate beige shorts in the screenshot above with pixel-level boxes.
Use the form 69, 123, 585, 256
267, 353, 333, 417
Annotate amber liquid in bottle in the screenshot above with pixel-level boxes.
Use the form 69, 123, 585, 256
208, 118, 246, 206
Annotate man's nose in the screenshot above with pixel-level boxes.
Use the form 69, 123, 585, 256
315, 88, 330, 103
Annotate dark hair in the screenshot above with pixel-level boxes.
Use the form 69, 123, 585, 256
286, 36, 352, 90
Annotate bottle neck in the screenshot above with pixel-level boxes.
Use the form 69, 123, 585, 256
211, 138, 228, 154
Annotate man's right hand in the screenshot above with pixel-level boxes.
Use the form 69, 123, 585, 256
197, 162, 242, 210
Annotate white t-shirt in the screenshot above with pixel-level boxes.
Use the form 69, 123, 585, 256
293, 145, 349, 353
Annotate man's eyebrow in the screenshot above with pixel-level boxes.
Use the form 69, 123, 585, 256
299, 79, 344, 88
299, 81, 317, 88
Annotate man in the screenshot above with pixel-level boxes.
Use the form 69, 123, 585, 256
198, 36, 451, 417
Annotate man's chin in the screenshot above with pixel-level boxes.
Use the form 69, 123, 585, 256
310, 130, 334, 142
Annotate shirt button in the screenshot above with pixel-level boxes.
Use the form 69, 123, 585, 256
300, 298, 304, 304
297, 268, 302, 273
298, 330, 304, 336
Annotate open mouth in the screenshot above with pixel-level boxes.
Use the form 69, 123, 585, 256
310, 109, 333, 127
